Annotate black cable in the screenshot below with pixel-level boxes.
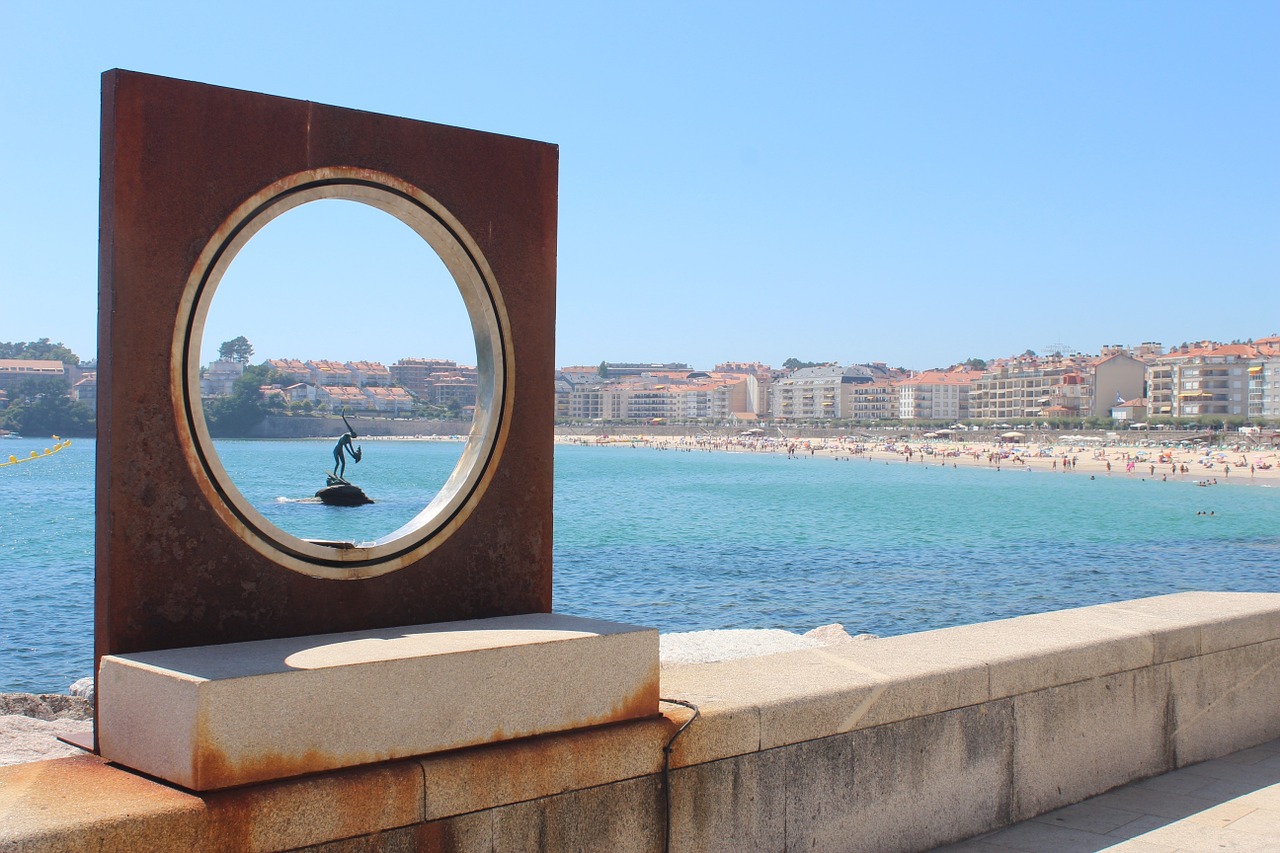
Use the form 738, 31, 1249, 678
660, 698, 700, 853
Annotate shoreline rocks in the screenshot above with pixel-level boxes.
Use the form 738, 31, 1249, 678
0, 692, 93, 721
1, 690, 93, 767
660, 623, 878, 666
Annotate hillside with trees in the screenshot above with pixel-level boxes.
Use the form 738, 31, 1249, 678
0, 339, 94, 437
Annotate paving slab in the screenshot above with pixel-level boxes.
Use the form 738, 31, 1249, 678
928, 737, 1280, 853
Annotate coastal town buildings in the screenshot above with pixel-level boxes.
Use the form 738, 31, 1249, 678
174, 334, 1280, 427
554, 370, 756, 422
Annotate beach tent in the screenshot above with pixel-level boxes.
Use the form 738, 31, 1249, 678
1001, 431, 1025, 441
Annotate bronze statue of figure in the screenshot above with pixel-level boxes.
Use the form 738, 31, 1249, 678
332, 412, 363, 480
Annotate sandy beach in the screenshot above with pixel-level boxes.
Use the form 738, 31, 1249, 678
555, 431, 1280, 487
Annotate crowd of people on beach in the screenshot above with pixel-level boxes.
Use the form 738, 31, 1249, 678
555, 430, 1280, 487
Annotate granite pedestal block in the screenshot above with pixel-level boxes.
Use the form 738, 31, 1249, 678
97, 613, 658, 790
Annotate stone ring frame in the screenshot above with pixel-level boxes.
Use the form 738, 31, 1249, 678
173, 167, 513, 580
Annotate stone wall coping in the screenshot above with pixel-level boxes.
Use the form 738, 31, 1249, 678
662, 591, 1280, 767
4, 591, 1278, 851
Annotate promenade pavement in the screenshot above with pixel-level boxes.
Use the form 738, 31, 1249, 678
930, 737, 1280, 852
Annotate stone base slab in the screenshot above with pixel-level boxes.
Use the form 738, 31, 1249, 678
97, 613, 658, 790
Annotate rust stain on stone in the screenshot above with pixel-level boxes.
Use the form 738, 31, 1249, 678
199, 757, 424, 852
194, 741, 362, 791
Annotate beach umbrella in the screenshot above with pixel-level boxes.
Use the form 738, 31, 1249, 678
1001, 431, 1025, 441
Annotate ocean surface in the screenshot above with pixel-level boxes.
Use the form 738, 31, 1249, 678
2, 436, 1279, 693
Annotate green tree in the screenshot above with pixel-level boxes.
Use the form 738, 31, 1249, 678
598, 361, 610, 378
14, 377, 71, 400
783, 358, 822, 371
1, 394, 95, 437
0, 368, 94, 437
0, 338, 81, 365
203, 364, 288, 437
218, 335, 255, 364
963, 357, 988, 370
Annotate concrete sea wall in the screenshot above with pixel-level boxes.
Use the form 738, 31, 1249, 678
3, 591, 1279, 852
248, 416, 473, 439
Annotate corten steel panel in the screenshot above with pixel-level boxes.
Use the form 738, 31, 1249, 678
96, 71, 556, 667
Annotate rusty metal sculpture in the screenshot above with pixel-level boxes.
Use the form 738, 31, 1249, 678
96, 71, 558, 708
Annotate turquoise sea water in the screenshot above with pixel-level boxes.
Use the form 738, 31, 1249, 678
2, 437, 1278, 693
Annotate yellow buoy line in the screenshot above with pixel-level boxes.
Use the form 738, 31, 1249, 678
0, 437, 73, 467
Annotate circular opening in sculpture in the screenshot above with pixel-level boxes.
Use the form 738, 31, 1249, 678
174, 169, 511, 580
199, 200, 474, 544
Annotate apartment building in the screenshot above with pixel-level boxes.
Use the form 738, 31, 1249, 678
427, 372, 479, 409
897, 370, 981, 420
318, 385, 366, 410
389, 359, 460, 395
1153, 343, 1278, 419
767, 365, 900, 421
969, 357, 1085, 421
968, 352, 1144, 421
347, 361, 392, 387
771, 366, 848, 420
201, 359, 244, 397
558, 378, 610, 421
554, 370, 752, 422
307, 360, 356, 387
559, 366, 604, 385
0, 359, 67, 391
264, 359, 311, 384
389, 358, 478, 408
362, 385, 415, 414
71, 374, 97, 405
1092, 353, 1147, 418
713, 362, 772, 416
1254, 357, 1280, 420
599, 362, 690, 378
849, 381, 898, 422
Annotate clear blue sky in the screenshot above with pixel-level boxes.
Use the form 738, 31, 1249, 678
1, 2, 1276, 371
